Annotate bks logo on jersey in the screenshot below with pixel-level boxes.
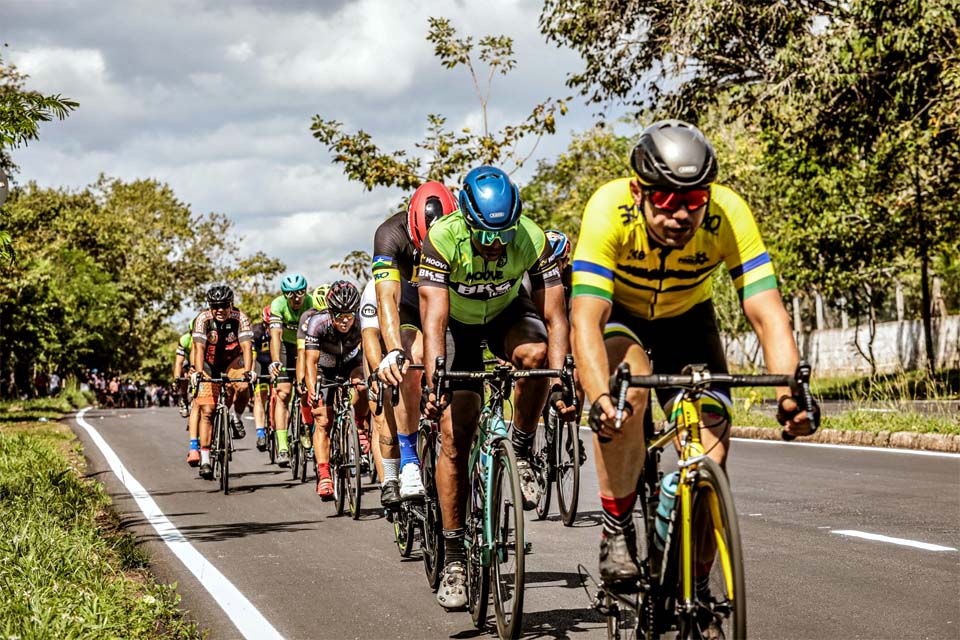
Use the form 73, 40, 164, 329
418, 268, 445, 284
678, 252, 710, 266
361, 304, 377, 318
466, 269, 504, 282
455, 281, 513, 298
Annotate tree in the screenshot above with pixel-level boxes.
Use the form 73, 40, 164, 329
0, 48, 78, 175
330, 250, 371, 288
310, 17, 571, 250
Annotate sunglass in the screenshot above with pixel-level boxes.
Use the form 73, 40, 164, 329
284, 290, 306, 299
471, 226, 517, 247
210, 303, 230, 310
334, 311, 355, 321
646, 188, 710, 213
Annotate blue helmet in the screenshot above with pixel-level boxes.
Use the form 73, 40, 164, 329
280, 273, 307, 293
544, 229, 570, 262
458, 166, 521, 232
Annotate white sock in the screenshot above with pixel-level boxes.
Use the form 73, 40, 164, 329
382, 458, 400, 484
200, 449, 210, 465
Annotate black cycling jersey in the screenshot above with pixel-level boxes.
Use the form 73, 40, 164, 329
251, 322, 272, 363
302, 309, 362, 369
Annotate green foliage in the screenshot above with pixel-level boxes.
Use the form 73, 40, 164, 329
0, 425, 201, 638
331, 250, 372, 287
310, 17, 570, 193
0, 48, 78, 175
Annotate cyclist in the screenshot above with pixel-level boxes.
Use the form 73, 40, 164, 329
173, 331, 193, 418
544, 229, 572, 302
571, 119, 818, 591
419, 165, 572, 609
290, 283, 334, 457
268, 274, 315, 466
358, 278, 389, 501
374, 181, 459, 502
302, 280, 366, 499
189, 286, 257, 479
252, 306, 273, 451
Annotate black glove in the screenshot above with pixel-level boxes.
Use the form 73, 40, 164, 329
548, 383, 569, 412
776, 394, 821, 431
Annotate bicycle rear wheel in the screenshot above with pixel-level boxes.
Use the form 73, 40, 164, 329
332, 422, 346, 516
394, 505, 415, 557
491, 439, 525, 639
421, 432, 444, 590
218, 408, 231, 495
267, 426, 276, 464
679, 456, 746, 640
532, 415, 552, 520
346, 413, 363, 519
555, 411, 581, 526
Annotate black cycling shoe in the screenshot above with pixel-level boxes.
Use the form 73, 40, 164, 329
256, 435, 266, 451
230, 414, 245, 439
599, 525, 641, 592
380, 479, 401, 507
199, 462, 214, 480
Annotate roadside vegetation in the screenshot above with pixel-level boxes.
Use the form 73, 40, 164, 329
0, 398, 202, 639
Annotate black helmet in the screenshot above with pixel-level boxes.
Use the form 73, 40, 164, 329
206, 285, 234, 307
325, 280, 360, 314
630, 120, 717, 190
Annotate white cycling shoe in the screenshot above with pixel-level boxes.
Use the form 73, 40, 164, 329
436, 561, 468, 609
399, 462, 425, 500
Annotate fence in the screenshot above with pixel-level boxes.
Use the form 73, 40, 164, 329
724, 315, 960, 375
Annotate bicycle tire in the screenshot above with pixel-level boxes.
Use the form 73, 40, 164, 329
332, 419, 346, 516
533, 413, 552, 520
421, 433, 444, 590
299, 431, 311, 484
220, 407, 231, 495
210, 411, 222, 487
289, 403, 301, 480
491, 438, 525, 639
468, 459, 489, 629
267, 427, 276, 465
675, 456, 746, 640
346, 413, 363, 519
555, 413, 581, 527
394, 506, 415, 557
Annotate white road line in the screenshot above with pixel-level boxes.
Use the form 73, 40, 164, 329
831, 529, 957, 552
733, 437, 960, 458
75, 408, 283, 640
576, 426, 960, 458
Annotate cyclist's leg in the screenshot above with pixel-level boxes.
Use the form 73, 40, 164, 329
195, 365, 220, 477
273, 342, 297, 459
312, 367, 336, 497
224, 357, 248, 438
396, 314, 425, 498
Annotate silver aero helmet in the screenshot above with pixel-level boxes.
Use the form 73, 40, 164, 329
630, 120, 718, 190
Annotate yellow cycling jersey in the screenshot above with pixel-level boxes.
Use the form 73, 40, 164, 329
572, 178, 777, 320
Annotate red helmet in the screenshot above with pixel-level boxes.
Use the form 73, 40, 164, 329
262, 305, 271, 324
407, 181, 458, 250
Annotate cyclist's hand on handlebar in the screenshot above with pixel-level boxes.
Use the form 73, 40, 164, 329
549, 383, 577, 421
588, 393, 630, 441
377, 349, 406, 387
189, 371, 202, 390
777, 394, 820, 437
243, 370, 257, 384
421, 387, 448, 421
269, 361, 283, 378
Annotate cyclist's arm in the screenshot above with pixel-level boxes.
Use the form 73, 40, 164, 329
742, 288, 799, 404
240, 340, 254, 376
375, 279, 403, 353
362, 328, 383, 375
420, 285, 449, 385
173, 353, 184, 381
269, 325, 282, 363
570, 296, 613, 408
304, 348, 320, 402
533, 284, 570, 371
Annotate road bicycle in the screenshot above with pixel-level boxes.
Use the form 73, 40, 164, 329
261, 371, 290, 466
318, 376, 365, 519
586, 362, 819, 640
432, 356, 572, 640
530, 354, 581, 526
192, 375, 251, 496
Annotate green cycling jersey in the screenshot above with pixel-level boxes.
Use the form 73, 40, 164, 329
269, 294, 315, 344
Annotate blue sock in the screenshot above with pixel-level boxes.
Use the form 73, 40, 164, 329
256, 427, 265, 438
398, 432, 420, 468
189, 438, 199, 451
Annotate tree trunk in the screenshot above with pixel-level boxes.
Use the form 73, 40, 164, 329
916, 160, 935, 375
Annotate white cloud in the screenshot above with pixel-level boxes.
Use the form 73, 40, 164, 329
225, 42, 253, 62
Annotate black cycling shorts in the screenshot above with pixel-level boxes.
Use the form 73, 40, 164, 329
606, 300, 730, 408
317, 354, 364, 406
446, 290, 546, 394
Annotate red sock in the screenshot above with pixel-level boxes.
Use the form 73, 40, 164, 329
317, 462, 330, 479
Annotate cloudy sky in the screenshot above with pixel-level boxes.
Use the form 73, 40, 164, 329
5, 0, 628, 287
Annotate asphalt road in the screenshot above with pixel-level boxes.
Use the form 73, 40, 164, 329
72, 407, 959, 640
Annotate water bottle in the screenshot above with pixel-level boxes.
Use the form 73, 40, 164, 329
654, 471, 680, 550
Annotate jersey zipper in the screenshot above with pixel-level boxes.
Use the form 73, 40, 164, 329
650, 248, 672, 319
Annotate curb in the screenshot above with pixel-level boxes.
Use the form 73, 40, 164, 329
732, 426, 960, 453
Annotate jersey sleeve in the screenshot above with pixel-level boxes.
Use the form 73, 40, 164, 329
359, 280, 380, 331
296, 309, 313, 350
417, 230, 451, 289
303, 312, 332, 351
525, 222, 562, 291
269, 297, 285, 330
191, 312, 209, 344
571, 181, 627, 304
715, 187, 778, 302
236, 311, 253, 342
372, 220, 403, 284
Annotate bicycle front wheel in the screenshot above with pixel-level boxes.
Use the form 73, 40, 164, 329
346, 414, 363, 519
555, 412, 580, 526
218, 408, 231, 495
680, 456, 746, 640
289, 406, 301, 480
331, 423, 346, 516
491, 439, 525, 639
421, 432, 444, 590
532, 415, 552, 520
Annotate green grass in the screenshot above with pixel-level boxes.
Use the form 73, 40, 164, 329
0, 408, 202, 638
727, 368, 960, 403
729, 402, 960, 436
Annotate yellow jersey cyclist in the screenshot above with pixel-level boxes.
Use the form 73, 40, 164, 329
570, 119, 819, 590
268, 273, 315, 466
420, 165, 574, 609
374, 181, 459, 504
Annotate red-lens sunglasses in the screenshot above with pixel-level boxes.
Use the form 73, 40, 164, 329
647, 188, 710, 213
